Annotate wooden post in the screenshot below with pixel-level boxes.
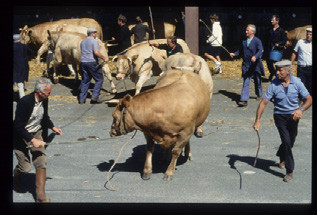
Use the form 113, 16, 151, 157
185, 7, 199, 55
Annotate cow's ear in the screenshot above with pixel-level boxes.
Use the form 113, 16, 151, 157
122, 94, 132, 108
131, 54, 138, 61
28, 30, 32, 36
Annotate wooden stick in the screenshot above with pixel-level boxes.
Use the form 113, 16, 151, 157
253, 130, 261, 167
149, 6, 155, 39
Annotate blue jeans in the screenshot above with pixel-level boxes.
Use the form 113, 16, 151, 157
79, 62, 104, 102
297, 66, 312, 95
240, 72, 262, 102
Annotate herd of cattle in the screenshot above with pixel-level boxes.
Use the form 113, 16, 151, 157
18, 18, 311, 181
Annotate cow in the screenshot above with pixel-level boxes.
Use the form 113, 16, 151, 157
162, 52, 214, 137
111, 39, 190, 95
128, 21, 175, 45
285, 25, 312, 49
47, 30, 117, 94
110, 69, 211, 181
19, 18, 103, 63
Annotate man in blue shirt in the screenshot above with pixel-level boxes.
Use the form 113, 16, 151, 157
79, 28, 109, 104
253, 60, 312, 182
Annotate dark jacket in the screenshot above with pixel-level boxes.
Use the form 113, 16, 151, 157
157, 43, 183, 58
13, 42, 29, 83
131, 23, 152, 44
264, 26, 287, 52
13, 92, 54, 143
234, 36, 265, 76
113, 24, 131, 52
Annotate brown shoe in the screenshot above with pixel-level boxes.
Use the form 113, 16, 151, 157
279, 161, 285, 169
283, 173, 293, 182
35, 169, 51, 203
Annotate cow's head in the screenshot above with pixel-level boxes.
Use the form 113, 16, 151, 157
110, 95, 133, 137
112, 54, 138, 80
19, 25, 32, 44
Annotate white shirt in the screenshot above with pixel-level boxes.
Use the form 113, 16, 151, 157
25, 95, 44, 133
207, 21, 223, 46
294, 39, 312, 66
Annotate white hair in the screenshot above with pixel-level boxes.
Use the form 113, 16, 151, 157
247, 24, 256, 34
34, 77, 52, 93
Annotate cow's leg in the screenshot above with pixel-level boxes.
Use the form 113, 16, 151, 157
67, 64, 76, 77
184, 142, 193, 161
52, 48, 62, 84
135, 70, 153, 95
102, 64, 117, 94
36, 42, 48, 64
143, 133, 155, 180
194, 125, 203, 138
43, 51, 54, 77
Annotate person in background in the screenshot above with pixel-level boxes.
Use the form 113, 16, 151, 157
230, 24, 265, 107
112, 15, 131, 53
79, 28, 109, 104
290, 28, 312, 95
204, 14, 223, 74
131, 16, 155, 44
13, 77, 63, 202
264, 15, 287, 81
149, 36, 183, 58
13, 34, 29, 99
253, 60, 312, 182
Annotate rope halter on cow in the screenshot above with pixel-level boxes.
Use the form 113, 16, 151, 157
111, 107, 128, 136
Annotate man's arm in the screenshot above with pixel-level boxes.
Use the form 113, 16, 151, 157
291, 94, 312, 120
253, 98, 269, 131
93, 50, 109, 62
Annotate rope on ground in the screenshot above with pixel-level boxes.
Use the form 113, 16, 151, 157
106, 130, 137, 191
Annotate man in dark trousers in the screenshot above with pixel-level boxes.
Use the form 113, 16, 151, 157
13, 34, 29, 99
112, 15, 131, 53
264, 15, 287, 81
79, 28, 109, 104
13, 77, 63, 202
230, 24, 265, 107
253, 60, 312, 182
131, 16, 155, 44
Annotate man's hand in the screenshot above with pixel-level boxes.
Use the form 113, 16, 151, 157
52, 126, 63, 135
251, 56, 257, 63
253, 121, 260, 131
31, 138, 46, 148
229, 53, 235, 58
291, 109, 303, 121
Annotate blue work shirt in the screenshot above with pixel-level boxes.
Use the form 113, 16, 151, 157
80, 36, 99, 63
263, 75, 310, 114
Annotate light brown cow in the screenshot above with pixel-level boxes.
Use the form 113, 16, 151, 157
47, 31, 117, 93
162, 52, 214, 137
285, 25, 312, 49
128, 22, 175, 45
110, 69, 211, 181
19, 18, 103, 63
112, 39, 190, 95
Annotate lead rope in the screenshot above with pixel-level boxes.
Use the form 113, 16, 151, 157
106, 130, 137, 191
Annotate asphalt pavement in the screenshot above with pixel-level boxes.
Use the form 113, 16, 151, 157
12, 74, 313, 204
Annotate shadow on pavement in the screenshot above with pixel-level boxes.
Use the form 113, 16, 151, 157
95, 144, 190, 178
218, 90, 240, 104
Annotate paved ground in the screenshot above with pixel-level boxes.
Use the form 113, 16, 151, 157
12, 73, 313, 204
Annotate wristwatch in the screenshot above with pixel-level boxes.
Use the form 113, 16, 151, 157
300, 107, 304, 112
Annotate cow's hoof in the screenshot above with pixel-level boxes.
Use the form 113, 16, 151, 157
188, 156, 193, 161
194, 131, 203, 138
53, 78, 59, 84
163, 175, 173, 181
142, 173, 152, 180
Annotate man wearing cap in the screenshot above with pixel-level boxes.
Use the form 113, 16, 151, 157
253, 60, 312, 182
290, 28, 312, 95
79, 28, 109, 104
131, 16, 155, 44
13, 34, 29, 99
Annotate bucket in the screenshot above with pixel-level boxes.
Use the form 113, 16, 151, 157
269, 50, 282, 61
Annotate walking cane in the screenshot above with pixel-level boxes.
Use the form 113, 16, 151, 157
149, 6, 155, 39
199, 19, 231, 56
253, 130, 261, 167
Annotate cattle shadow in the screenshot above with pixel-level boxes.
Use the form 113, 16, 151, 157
218, 90, 240, 104
95, 144, 189, 179
226, 154, 285, 178
13, 173, 53, 201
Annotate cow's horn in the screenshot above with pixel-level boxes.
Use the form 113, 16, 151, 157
107, 43, 118, 46
112, 55, 118, 62
105, 99, 120, 104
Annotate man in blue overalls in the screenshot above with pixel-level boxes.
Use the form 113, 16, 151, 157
253, 60, 312, 182
79, 28, 109, 104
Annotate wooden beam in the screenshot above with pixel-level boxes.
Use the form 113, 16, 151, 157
185, 7, 199, 55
